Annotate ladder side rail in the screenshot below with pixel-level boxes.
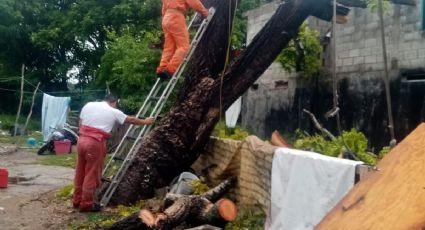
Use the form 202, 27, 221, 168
187, 13, 199, 31
100, 124, 148, 206
103, 78, 162, 175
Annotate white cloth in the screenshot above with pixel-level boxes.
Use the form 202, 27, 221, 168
267, 148, 362, 230
41, 93, 71, 141
225, 97, 241, 128
80, 101, 127, 133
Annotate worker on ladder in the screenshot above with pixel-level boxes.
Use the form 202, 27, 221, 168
73, 94, 154, 212
156, 0, 209, 80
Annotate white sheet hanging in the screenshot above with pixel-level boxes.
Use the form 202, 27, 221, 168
41, 93, 70, 141
267, 148, 362, 230
225, 97, 241, 128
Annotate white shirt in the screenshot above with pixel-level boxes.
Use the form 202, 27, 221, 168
80, 101, 127, 133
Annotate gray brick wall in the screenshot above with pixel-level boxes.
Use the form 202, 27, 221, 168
310, 4, 425, 78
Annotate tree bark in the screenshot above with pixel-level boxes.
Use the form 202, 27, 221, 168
108, 178, 237, 230
109, 0, 337, 205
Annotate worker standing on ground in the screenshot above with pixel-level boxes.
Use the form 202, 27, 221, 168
73, 94, 154, 212
156, 0, 209, 80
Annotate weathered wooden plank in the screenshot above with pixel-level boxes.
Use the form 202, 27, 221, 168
316, 123, 425, 230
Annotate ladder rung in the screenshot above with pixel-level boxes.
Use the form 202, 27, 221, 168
101, 177, 112, 183
126, 135, 137, 140
113, 156, 125, 161
150, 96, 162, 101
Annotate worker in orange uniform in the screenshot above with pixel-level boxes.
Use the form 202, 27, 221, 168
73, 94, 154, 212
156, 0, 209, 80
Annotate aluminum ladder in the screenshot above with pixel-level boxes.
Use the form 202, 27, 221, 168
99, 8, 216, 207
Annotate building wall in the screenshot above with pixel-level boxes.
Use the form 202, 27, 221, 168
242, 2, 297, 137
242, 2, 425, 148
310, 4, 425, 78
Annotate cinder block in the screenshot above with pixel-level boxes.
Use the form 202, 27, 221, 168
342, 57, 354, 66
354, 56, 365, 65
365, 55, 377, 64
349, 49, 360, 57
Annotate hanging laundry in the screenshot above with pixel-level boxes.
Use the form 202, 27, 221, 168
41, 93, 71, 141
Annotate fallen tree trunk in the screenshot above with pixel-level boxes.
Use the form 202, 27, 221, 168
109, 0, 354, 205
107, 178, 237, 230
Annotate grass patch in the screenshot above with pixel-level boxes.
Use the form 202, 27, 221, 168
56, 184, 74, 201
36, 153, 77, 168
0, 130, 43, 146
0, 113, 41, 131
68, 200, 146, 230
68, 213, 117, 230
225, 205, 265, 230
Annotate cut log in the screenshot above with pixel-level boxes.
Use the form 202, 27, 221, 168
108, 178, 237, 230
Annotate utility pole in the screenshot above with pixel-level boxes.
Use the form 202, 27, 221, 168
378, 0, 397, 147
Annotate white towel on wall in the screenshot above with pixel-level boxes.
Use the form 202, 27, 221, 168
267, 148, 362, 230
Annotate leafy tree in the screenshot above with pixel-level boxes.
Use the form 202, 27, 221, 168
276, 23, 322, 75
97, 30, 161, 113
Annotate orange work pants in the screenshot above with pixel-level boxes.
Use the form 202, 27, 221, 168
72, 136, 106, 211
157, 11, 189, 74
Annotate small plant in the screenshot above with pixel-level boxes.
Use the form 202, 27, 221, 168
116, 200, 146, 217
213, 121, 250, 141
190, 178, 210, 195
225, 205, 265, 230
56, 184, 74, 201
378, 146, 391, 159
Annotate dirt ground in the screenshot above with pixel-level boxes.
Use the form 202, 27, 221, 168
0, 149, 86, 230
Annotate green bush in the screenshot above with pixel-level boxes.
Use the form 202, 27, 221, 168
294, 128, 380, 165
212, 121, 250, 141
225, 206, 265, 230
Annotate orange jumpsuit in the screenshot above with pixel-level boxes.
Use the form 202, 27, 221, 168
156, 0, 209, 75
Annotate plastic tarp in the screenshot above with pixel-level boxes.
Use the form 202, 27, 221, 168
266, 148, 362, 230
225, 97, 241, 128
41, 93, 70, 141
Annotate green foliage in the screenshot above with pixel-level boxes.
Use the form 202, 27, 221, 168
0, 113, 41, 131
68, 200, 146, 229
116, 200, 146, 217
97, 30, 161, 113
56, 184, 74, 201
190, 178, 210, 195
213, 121, 250, 141
378, 146, 391, 159
294, 135, 341, 157
295, 128, 378, 165
36, 153, 77, 168
277, 23, 322, 76
225, 206, 265, 230
367, 0, 390, 13
68, 213, 117, 230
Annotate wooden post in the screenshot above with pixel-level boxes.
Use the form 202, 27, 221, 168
23, 82, 40, 132
14, 64, 25, 137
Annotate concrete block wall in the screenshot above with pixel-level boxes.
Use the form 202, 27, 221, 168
309, 4, 425, 79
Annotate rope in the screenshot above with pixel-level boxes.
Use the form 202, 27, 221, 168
219, 0, 238, 120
